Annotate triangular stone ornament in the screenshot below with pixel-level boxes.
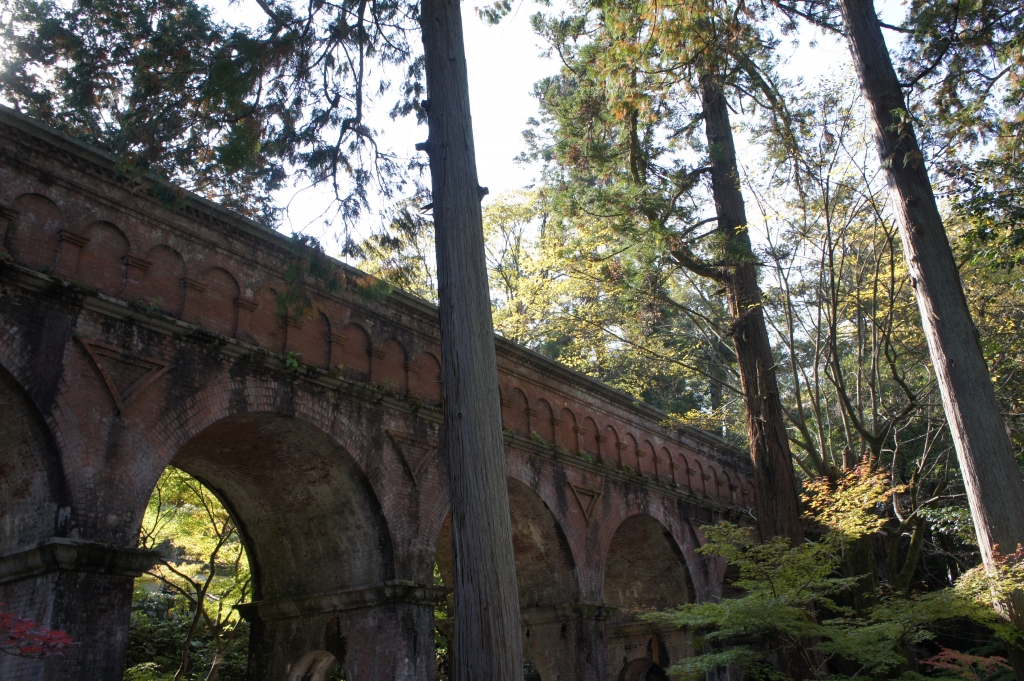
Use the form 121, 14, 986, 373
569, 483, 603, 526
77, 338, 172, 415
386, 430, 438, 485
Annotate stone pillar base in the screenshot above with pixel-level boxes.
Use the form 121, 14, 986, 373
0, 538, 160, 681
239, 580, 447, 681
522, 603, 612, 681
606, 620, 694, 681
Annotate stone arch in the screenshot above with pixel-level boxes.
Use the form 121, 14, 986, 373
691, 459, 706, 496
248, 286, 286, 353
582, 416, 601, 458
603, 514, 693, 611
373, 338, 407, 393
150, 410, 396, 679
138, 245, 186, 316
639, 440, 656, 477
168, 412, 395, 600
0, 363, 78, 681
557, 407, 578, 454
735, 474, 748, 504
604, 514, 694, 676
707, 466, 721, 499
604, 425, 622, 465
286, 309, 331, 370
533, 398, 555, 443
507, 477, 580, 608
673, 451, 689, 488
623, 433, 639, 473
658, 446, 671, 484
502, 386, 530, 436
722, 471, 734, 502
338, 323, 371, 381
184, 266, 239, 337
434, 477, 580, 609
76, 221, 129, 296
743, 480, 756, 507
411, 351, 442, 406
434, 477, 581, 681
0, 363, 69, 556
5, 193, 65, 271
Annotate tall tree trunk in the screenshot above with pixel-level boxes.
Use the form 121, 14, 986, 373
836, 0, 1024, 674
700, 78, 804, 548
702, 75, 809, 681
418, 1, 524, 680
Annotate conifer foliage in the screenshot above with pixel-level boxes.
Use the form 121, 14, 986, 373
0, 0, 423, 225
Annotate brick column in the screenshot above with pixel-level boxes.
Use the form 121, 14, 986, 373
0, 205, 18, 257
54, 230, 89, 277
522, 603, 610, 681
0, 538, 160, 681
121, 255, 152, 302
328, 332, 347, 372
239, 581, 446, 681
235, 297, 258, 342
368, 345, 386, 383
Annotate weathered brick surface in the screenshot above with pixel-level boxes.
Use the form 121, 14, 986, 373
0, 106, 753, 681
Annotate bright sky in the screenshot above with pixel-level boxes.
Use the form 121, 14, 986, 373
262, 1, 560, 244
16, 0, 907, 249
250, 0, 907, 249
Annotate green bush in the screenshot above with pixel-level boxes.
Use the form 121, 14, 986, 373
123, 588, 249, 681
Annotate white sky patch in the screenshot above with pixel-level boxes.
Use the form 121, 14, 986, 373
1, 0, 911, 258
203, 0, 558, 251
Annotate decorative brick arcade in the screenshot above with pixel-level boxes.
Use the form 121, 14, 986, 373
0, 107, 753, 681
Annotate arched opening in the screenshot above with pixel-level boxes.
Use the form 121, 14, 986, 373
289, 650, 340, 681
604, 515, 694, 679
0, 365, 67, 556
126, 465, 260, 680
0, 365, 69, 680
172, 413, 393, 601
128, 412, 391, 680
435, 478, 579, 681
5, 193, 64, 271
617, 657, 669, 681
523, 658, 543, 681
507, 478, 579, 610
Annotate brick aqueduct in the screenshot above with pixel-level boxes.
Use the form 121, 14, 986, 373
0, 107, 753, 681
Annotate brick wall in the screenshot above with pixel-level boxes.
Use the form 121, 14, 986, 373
0, 106, 753, 681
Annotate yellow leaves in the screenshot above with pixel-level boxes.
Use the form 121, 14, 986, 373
956, 545, 1024, 610
803, 463, 906, 541
664, 407, 739, 435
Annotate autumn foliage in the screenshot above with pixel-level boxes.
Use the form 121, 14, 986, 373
0, 606, 72, 658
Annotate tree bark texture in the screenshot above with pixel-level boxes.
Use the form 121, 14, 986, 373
700, 79, 805, 549
837, 0, 1024, 672
418, 0, 524, 679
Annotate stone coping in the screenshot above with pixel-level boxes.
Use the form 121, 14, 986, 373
0, 537, 161, 585
235, 581, 450, 621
